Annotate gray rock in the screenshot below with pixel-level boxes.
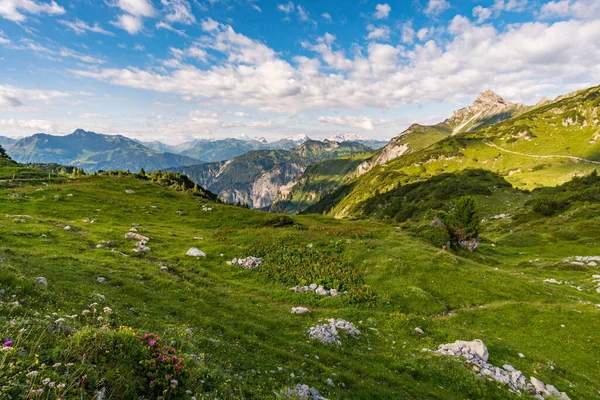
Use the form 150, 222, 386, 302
186, 247, 206, 257
530, 377, 547, 394
160, 266, 169, 272
546, 385, 562, 397
329, 288, 339, 297
414, 327, 424, 335
292, 307, 310, 314
97, 277, 107, 283
503, 364, 516, 372
315, 286, 328, 296
35, 277, 48, 287
230, 256, 263, 269
309, 283, 318, 290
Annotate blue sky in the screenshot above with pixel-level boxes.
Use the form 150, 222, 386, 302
1, 0, 599, 144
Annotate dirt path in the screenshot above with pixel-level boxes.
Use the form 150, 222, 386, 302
484, 141, 600, 165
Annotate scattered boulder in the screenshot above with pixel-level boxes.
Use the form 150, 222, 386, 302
125, 190, 136, 194
97, 277, 107, 283
35, 277, 47, 288
414, 327, 424, 335
228, 256, 263, 269
160, 266, 169, 272
290, 284, 341, 298
292, 307, 311, 314
434, 339, 570, 399
125, 232, 149, 241
282, 384, 328, 400
308, 319, 360, 345
186, 247, 206, 257
64, 226, 71, 231
315, 286, 328, 296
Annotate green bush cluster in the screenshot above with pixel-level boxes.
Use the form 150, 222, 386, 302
250, 239, 374, 302
263, 215, 295, 228
529, 170, 600, 216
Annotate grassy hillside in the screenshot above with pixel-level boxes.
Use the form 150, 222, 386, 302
270, 151, 375, 214
317, 85, 600, 219
1, 158, 599, 399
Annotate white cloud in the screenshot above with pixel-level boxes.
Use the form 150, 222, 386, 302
366, 24, 391, 41
251, 4, 261, 12
321, 12, 332, 22
424, 0, 450, 16
71, 18, 600, 115
8, 38, 105, 64
109, 0, 156, 34
133, 43, 145, 51
473, 0, 528, 24
227, 111, 250, 118
374, 3, 391, 19
401, 22, 414, 44
539, 0, 600, 20
112, 0, 156, 17
201, 17, 219, 31
296, 5, 309, 22
0, 84, 73, 110
161, 0, 195, 24
473, 6, 493, 23
0, 30, 11, 45
277, 1, 294, 13
111, 14, 144, 34
59, 19, 114, 35
156, 21, 187, 35
0, 0, 65, 22
317, 116, 377, 130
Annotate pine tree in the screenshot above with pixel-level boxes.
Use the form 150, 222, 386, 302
453, 196, 480, 239
0, 144, 8, 159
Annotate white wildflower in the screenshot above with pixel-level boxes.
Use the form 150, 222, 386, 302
82, 309, 90, 315
54, 318, 65, 324
103, 307, 112, 314
26, 371, 39, 377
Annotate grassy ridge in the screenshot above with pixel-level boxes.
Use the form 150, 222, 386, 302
316, 85, 600, 219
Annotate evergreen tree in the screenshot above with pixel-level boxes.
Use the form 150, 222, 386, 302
0, 144, 8, 159
453, 196, 480, 239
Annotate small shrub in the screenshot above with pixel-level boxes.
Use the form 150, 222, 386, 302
263, 215, 295, 227
531, 195, 569, 216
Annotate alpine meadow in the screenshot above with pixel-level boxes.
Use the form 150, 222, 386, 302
1, 0, 600, 399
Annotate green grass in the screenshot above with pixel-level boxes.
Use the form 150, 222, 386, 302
1, 169, 599, 398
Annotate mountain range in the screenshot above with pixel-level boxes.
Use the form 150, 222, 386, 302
167, 139, 372, 209
6, 129, 202, 173
2, 130, 387, 173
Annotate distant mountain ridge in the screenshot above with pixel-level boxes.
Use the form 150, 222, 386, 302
168, 139, 372, 209
7, 129, 202, 173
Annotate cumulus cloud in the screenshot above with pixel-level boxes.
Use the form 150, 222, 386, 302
227, 111, 250, 118
71, 18, 600, 114
374, 3, 391, 19
317, 116, 377, 130
366, 24, 391, 41
424, 0, 450, 16
321, 12, 332, 22
538, 0, 600, 20
161, 0, 195, 24
473, 0, 528, 24
401, 22, 415, 44
111, 13, 144, 34
0, 0, 65, 22
109, 0, 156, 34
59, 19, 114, 35
112, 0, 156, 17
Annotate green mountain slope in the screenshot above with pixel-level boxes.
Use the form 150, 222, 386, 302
7, 129, 203, 173
169, 140, 371, 209
270, 151, 376, 214
1, 158, 599, 399
311, 85, 600, 219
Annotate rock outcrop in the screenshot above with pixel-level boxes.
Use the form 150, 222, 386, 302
434, 339, 570, 399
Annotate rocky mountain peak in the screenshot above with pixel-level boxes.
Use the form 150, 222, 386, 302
473, 90, 513, 108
